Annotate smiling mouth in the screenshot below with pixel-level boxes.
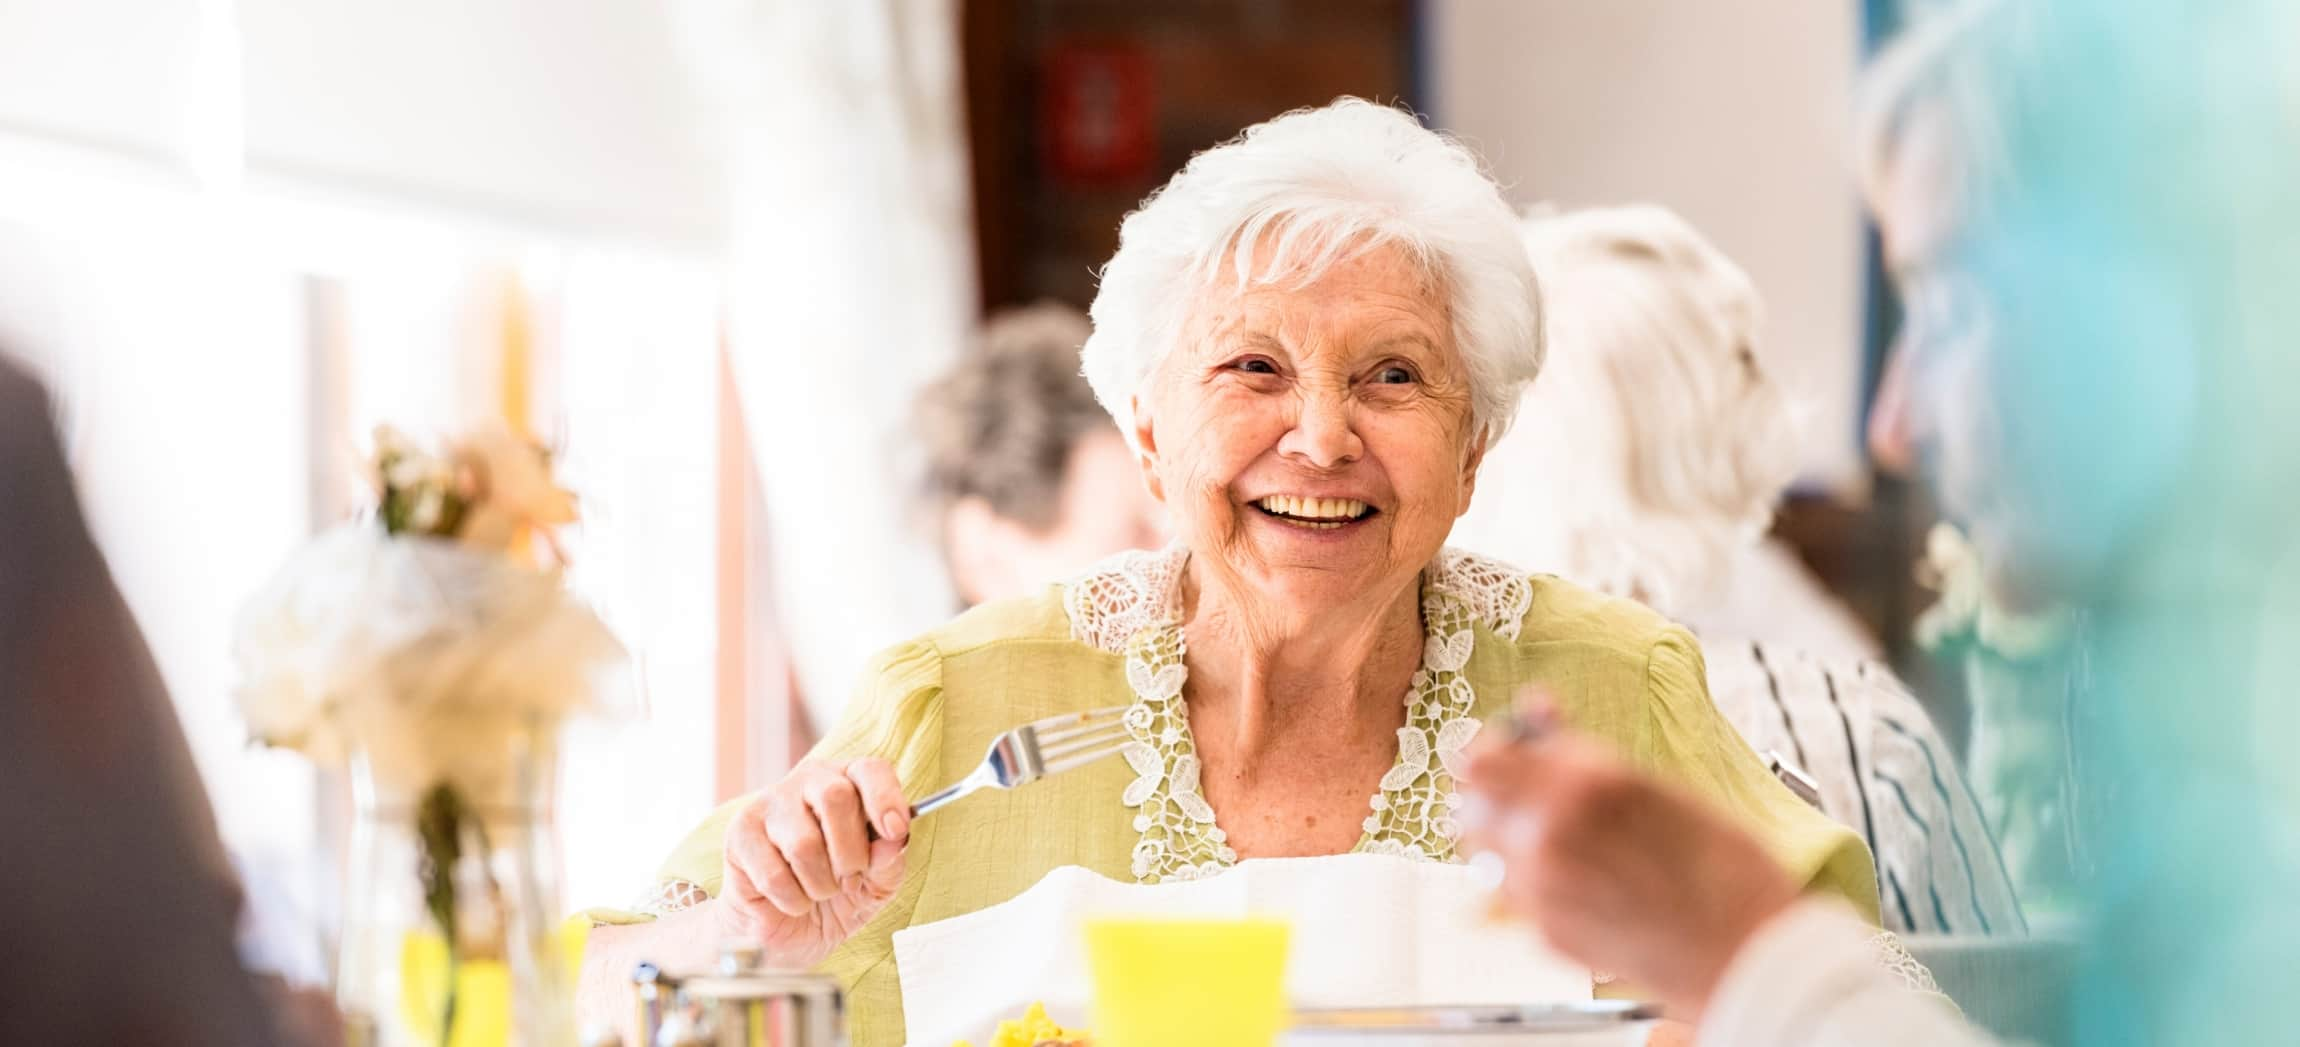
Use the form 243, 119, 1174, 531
1252, 495, 1376, 530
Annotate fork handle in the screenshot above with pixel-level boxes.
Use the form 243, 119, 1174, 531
910, 781, 970, 818
863, 783, 966, 842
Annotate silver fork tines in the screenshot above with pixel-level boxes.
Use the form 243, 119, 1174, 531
909, 705, 1131, 821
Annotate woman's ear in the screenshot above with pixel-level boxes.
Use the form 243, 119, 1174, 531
1457, 426, 1492, 518
1130, 395, 1165, 504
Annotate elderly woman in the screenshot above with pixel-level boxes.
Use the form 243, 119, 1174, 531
579, 99, 1874, 1045
915, 302, 1167, 607
1452, 205, 1879, 663
1452, 205, 2022, 937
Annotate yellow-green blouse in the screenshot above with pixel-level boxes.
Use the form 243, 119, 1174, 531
624, 548, 1877, 1047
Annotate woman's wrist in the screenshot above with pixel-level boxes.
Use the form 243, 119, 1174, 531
576, 899, 743, 1037
1676, 886, 1800, 1020
1695, 897, 1883, 1042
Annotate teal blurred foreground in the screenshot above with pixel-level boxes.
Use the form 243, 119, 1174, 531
1947, 2, 2300, 1042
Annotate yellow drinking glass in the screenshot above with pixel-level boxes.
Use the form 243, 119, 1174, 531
1086, 918, 1291, 1047
398, 921, 587, 1046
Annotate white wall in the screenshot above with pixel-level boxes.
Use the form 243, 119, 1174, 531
1429, 0, 1868, 493
0, 0, 730, 928
240, 0, 722, 250
0, 0, 201, 156
0, 0, 722, 252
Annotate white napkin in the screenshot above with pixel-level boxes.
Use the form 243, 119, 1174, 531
894, 853, 1590, 1046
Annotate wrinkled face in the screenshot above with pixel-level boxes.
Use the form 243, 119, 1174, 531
1131, 242, 1486, 614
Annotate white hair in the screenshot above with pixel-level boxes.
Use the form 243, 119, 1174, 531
1852, 0, 2036, 215
1082, 98, 1543, 449
1456, 205, 1799, 615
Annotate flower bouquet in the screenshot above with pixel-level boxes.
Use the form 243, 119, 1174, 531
236, 426, 630, 1046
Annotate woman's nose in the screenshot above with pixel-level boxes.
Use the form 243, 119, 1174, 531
1278, 389, 1364, 469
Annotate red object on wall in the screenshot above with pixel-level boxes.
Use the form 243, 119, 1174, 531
1041, 38, 1156, 186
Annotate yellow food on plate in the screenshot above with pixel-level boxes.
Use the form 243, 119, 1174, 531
953, 1001, 1090, 1047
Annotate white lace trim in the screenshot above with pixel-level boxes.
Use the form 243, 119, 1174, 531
1359, 583, 1483, 864
1063, 545, 1186, 655
1067, 546, 1534, 882
635, 877, 711, 917
1118, 621, 1232, 880
1423, 547, 1536, 641
1866, 930, 1943, 995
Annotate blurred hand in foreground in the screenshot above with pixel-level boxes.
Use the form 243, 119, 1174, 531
1459, 696, 1800, 1020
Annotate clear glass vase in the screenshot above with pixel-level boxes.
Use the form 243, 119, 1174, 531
338, 720, 574, 1047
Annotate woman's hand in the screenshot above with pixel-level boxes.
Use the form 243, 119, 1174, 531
722, 756, 912, 967
1459, 702, 1799, 1021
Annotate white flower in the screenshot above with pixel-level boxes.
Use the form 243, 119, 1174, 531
1169, 756, 1215, 823
1125, 657, 1185, 702
1433, 675, 1478, 716
1158, 725, 1182, 747
233, 522, 630, 792
1131, 838, 1164, 879
1380, 726, 1434, 792
1362, 814, 1383, 834
1432, 716, 1483, 780
1119, 742, 1164, 807
1123, 703, 1155, 733
1132, 814, 1151, 832
1423, 629, 1473, 674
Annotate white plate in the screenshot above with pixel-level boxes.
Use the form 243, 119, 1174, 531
1286, 1001, 1660, 1043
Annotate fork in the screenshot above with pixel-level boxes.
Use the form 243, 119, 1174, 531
900, 704, 1134, 826
864, 704, 1136, 837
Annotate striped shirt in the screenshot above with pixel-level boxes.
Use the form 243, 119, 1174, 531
1703, 638, 2028, 936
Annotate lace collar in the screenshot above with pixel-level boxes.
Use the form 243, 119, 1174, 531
1061, 545, 1533, 883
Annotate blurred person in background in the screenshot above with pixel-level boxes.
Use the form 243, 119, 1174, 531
1454, 203, 2022, 937
1855, 0, 2090, 919
578, 99, 1878, 1045
0, 351, 284, 1047
1454, 205, 1879, 665
1463, 0, 2300, 1043
914, 302, 1168, 608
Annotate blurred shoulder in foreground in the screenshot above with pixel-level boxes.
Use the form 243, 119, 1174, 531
0, 353, 280, 1047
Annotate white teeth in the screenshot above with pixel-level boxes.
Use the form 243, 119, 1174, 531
1255, 495, 1370, 521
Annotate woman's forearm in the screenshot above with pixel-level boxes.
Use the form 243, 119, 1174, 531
1699, 900, 1991, 1047
575, 900, 738, 1043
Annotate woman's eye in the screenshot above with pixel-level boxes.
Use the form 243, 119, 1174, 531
1375, 365, 1417, 385
1232, 357, 1279, 375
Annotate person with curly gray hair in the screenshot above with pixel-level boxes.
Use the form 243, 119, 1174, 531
913, 302, 1165, 607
